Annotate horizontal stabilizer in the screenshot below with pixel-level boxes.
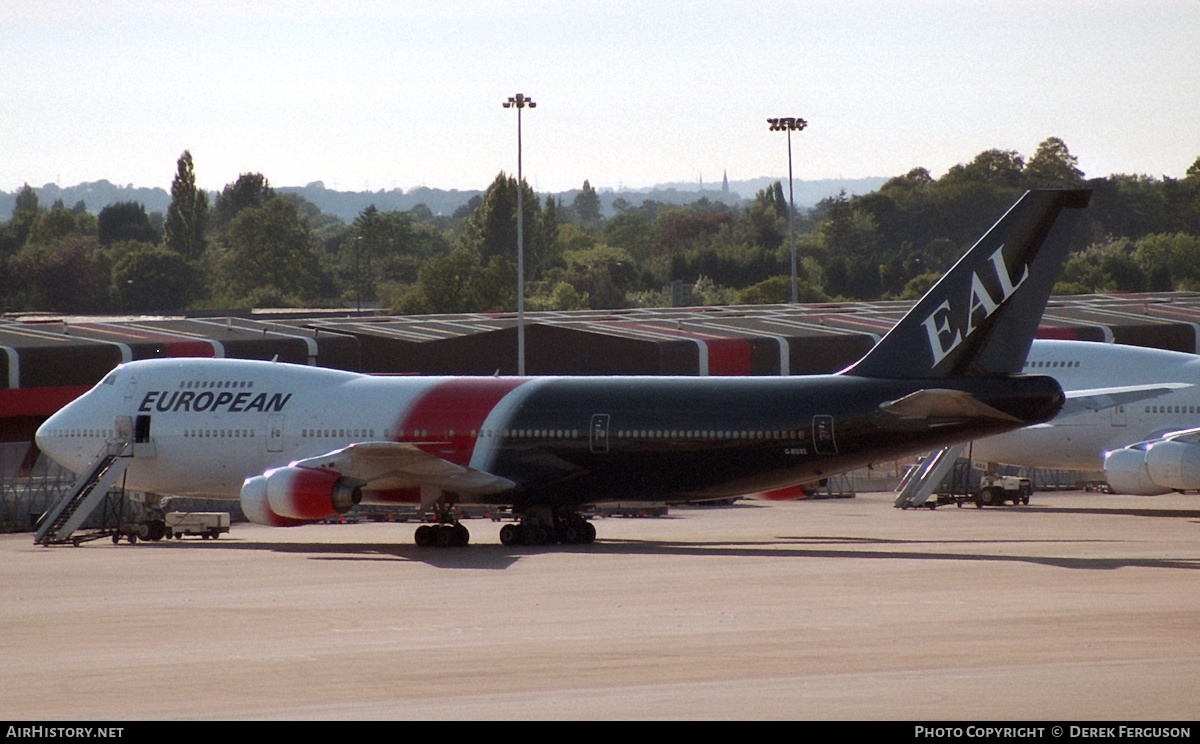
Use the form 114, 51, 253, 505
877, 388, 1022, 422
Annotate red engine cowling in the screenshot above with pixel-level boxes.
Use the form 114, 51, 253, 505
240, 466, 363, 526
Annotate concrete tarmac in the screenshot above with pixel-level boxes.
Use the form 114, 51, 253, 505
2, 490, 1199, 720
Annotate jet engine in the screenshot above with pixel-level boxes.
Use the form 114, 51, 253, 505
240, 466, 363, 526
1101, 437, 1200, 495
1145, 439, 1200, 492
1103, 446, 1170, 495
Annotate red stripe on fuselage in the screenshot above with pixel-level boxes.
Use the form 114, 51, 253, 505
393, 378, 526, 466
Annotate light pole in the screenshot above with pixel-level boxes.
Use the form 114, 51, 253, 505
503, 93, 535, 376
767, 116, 807, 303
353, 236, 362, 313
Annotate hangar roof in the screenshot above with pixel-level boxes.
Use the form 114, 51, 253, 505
3, 291, 1200, 396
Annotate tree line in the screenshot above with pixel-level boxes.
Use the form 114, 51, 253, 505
2, 138, 1199, 317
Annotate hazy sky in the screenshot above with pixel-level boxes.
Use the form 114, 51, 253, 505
5, 0, 1199, 195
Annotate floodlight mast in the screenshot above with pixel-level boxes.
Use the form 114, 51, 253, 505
767, 116, 807, 304
504, 93, 536, 375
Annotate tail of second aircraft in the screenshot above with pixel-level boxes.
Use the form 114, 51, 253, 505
843, 189, 1091, 380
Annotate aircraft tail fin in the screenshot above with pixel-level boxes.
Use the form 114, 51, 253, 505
843, 189, 1091, 379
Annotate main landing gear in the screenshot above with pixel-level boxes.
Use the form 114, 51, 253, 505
413, 521, 470, 548
413, 500, 471, 547
499, 508, 596, 547
410, 505, 597, 548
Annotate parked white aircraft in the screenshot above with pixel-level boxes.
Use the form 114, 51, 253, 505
970, 338, 1200, 494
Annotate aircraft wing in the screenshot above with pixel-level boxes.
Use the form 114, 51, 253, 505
1057, 383, 1191, 418
1136, 425, 1200, 447
876, 388, 1023, 423
290, 441, 516, 496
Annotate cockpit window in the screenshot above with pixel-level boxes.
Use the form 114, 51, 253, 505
100, 370, 118, 386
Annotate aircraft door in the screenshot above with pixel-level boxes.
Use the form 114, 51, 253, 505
590, 414, 610, 454
267, 414, 285, 453
813, 415, 838, 454
135, 415, 152, 444
115, 416, 133, 444
1111, 405, 1127, 427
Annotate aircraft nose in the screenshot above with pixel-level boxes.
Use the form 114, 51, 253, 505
37, 404, 69, 453
36, 399, 91, 472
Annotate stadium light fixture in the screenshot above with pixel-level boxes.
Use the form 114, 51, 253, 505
504, 93, 536, 375
767, 117, 807, 304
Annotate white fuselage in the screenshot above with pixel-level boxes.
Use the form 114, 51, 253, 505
971, 339, 1200, 472
35, 360, 454, 498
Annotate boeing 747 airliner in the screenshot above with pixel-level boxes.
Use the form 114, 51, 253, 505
972, 339, 1200, 494
35, 190, 1090, 546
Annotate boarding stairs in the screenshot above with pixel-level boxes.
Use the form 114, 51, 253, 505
893, 443, 964, 509
34, 441, 133, 545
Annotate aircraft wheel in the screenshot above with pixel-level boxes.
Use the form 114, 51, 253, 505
525, 525, 549, 545
414, 524, 435, 547
146, 519, 167, 541
451, 522, 470, 547
499, 523, 521, 546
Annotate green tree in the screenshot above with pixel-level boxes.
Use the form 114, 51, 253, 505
744, 181, 790, 253
111, 243, 204, 311
737, 275, 828, 305
1134, 232, 1200, 291
559, 244, 637, 308
218, 197, 323, 303
463, 172, 543, 269
0, 185, 40, 297
941, 149, 1026, 188
25, 206, 96, 246
98, 202, 159, 246
163, 151, 209, 260
339, 206, 451, 304
539, 196, 563, 274
1024, 137, 1085, 187
602, 210, 654, 264
14, 183, 39, 214
541, 281, 589, 310
398, 246, 515, 314
572, 179, 602, 228
1186, 157, 1200, 181
212, 172, 275, 234
12, 235, 108, 313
